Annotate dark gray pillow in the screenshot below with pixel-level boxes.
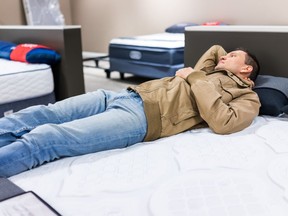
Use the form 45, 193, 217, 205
253, 75, 288, 116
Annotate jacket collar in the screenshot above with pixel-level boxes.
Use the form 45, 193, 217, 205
207, 70, 251, 88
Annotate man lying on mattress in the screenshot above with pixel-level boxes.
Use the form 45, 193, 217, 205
0, 45, 260, 177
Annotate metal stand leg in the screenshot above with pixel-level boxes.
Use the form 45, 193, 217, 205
83, 55, 127, 80
105, 69, 111, 78
120, 72, 125, 80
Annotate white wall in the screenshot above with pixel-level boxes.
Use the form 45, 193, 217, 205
1, 0, 287, 53
188, 0, 288, 25
71, 0, 288, 52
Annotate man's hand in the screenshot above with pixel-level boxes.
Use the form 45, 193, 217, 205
175, 67, 195, 79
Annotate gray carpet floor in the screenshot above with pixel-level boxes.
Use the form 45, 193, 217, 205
83, 59, 152, 93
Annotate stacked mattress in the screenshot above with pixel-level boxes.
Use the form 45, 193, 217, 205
109, 33, 184, 78
0, 58, 55, 117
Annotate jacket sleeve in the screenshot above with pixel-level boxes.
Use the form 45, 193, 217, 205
189, 79, 260, 134
194, 45, 227, 72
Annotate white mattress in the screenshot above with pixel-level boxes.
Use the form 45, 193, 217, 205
0, 59, 54, 104
9, 116, 288, 216
110, 33, 184, 48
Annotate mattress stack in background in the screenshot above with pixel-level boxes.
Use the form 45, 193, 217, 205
0, 59, 55, 117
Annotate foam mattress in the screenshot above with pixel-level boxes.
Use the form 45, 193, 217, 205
0, 58, 54, 104
8, 115, 288, 216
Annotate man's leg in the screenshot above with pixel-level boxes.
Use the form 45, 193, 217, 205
0, 89, 117, 147
0, 91, 147, 177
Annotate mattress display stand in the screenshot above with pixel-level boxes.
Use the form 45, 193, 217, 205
83, 53, 183, 80
83, 32, 185, 80
83, 54, 125, 80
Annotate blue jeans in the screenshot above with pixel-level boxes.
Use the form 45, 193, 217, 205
0, 89, 147, 177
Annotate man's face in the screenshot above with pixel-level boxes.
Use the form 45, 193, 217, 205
215, 50, 248, 76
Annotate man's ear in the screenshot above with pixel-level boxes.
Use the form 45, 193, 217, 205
241, 65, 253, 72
240, 65, 253, 75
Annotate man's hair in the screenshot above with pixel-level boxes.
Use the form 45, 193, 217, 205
236, 47, 260, 81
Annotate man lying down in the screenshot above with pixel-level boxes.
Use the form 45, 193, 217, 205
0, 45, 260, 177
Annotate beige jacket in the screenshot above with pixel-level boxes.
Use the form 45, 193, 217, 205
130, 45, 260, 141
